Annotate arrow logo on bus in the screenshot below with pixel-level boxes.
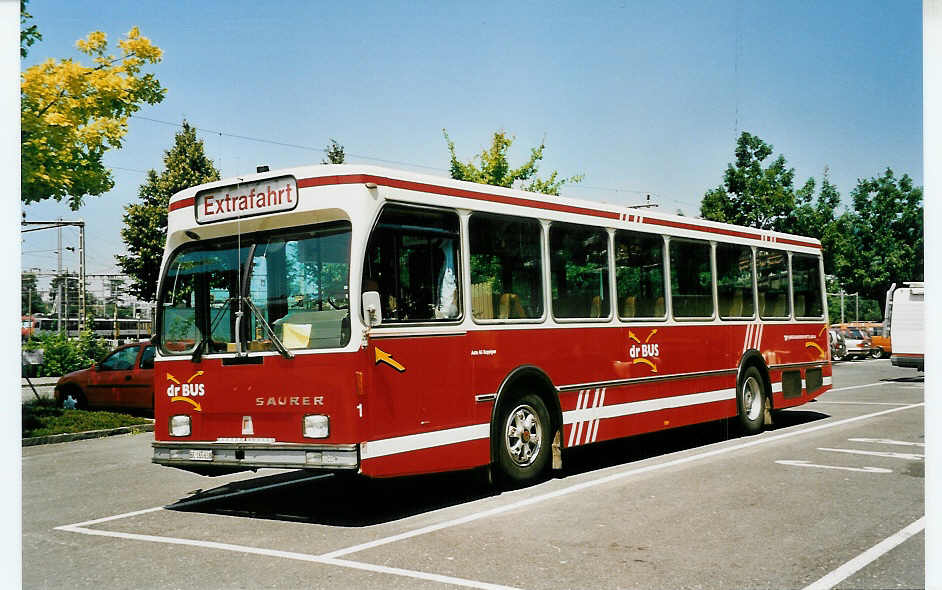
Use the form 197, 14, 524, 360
806, 341, 825, 358
375, 347, 406, 372
170, 396, 202, 412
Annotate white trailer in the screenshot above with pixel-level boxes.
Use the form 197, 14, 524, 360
888, 282, 924, 371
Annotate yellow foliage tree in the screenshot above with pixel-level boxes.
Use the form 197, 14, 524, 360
21, 27, 166, 209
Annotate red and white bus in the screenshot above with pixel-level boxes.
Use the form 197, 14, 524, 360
152, 164, 831, 485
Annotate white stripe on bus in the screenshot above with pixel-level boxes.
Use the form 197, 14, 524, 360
362, 386, 739, 460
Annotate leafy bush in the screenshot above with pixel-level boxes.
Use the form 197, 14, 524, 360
23, 330, 113, 377
22, 399, 148, 438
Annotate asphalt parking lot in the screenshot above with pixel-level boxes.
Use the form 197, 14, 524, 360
24, 359, 924, 589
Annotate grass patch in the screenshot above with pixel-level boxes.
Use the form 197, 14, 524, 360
22, 399, 150, 438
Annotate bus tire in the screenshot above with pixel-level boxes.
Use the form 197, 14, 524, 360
496, 393, 551, 487
736, 366, 766, 435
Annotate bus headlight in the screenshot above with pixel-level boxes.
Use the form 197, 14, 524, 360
303, 415, 329, 439
170, 415, 191, 437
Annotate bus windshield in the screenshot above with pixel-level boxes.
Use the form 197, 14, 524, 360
159, 221, 352, 355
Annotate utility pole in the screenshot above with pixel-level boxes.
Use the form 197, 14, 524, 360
57, 219, 62, 334
78, 221, 86, 332
22, 219, 87, 336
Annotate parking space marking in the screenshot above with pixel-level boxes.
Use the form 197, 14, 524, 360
801, 516, 925, 590
827, 383, 891, 392
53, 392, 923, 588
847, 438, 924, 447
54, 522, 521, 590
320, 402, 923, 560
813, 401, 913, 406
774, 460, 892, 473
817, 447, 924, 461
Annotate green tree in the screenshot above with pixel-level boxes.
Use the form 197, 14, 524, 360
700, 132, 797, 230
322, 138, 345, 164
21, 272, 47, 315
20, 0, 41, 58
116, 121, 220, 302
443, 129, 583, 196
21, 23, 165, 209
786, 167, 851, 275
835, 169, 923, 303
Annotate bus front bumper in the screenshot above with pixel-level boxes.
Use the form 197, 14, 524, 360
152, 441, 359, 471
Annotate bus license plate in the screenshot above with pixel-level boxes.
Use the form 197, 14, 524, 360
189, 449, 213, 461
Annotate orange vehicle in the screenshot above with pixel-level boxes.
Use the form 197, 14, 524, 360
830, 322, 888, 359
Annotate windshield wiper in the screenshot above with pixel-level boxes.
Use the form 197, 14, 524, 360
192, 297, 236, 362
240, 296, 294, 359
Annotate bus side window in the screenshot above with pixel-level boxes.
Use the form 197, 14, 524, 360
757, 248, 790, 319
364, 205, 461, 323
469, 213, 544, 321
791, 254, 824, 318
669, 239, 714, 319
550, 223, 610, 320
615, 230, 666, 320
716, 243, 754, 319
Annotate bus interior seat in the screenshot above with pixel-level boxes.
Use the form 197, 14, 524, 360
654, 297, 665, 317
590, 296, 603, 318
726, 288, 743, 317
621, 296, 637, 318
499, 293, 526, 319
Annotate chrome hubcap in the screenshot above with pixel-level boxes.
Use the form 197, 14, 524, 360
743, 376, 762, 421
505, 403, 542, 467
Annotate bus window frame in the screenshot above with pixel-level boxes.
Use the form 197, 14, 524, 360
790, 252, 826, 321
666, 236, 717, 322
155, 219, 354, 357
756, 246, 792, 321
548, 220, 614, 324
467, 211, 548, 326
613, 229, 669, 323
363, 201, 466, 328
716, 241, 757, 322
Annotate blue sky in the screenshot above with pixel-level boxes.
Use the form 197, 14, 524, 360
20, 0, 923, 290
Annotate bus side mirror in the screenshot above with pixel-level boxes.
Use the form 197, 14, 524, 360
362, 291, 382, 327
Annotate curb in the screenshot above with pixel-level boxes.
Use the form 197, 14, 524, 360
23, 423, 154, 447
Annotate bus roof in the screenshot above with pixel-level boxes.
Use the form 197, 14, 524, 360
166, 163, 822, 250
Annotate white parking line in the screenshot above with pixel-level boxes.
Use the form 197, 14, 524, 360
817, 447, 924, 461
321, 402, 923, 559
827, 383, 889, 392
55, 523, 521, 590
774, 460, 892, 474
847, 438, 924, 447
813, 401, 911, 406
801, 516, 925, 590
54, 388, 923, 588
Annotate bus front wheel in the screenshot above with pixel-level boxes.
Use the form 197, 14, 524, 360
496, 393, 551, 487
737, 367, 766, 435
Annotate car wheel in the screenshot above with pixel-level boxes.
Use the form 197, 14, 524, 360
737, 366, 766, 435
496, 393, 551, 487
877, 348, 889, 359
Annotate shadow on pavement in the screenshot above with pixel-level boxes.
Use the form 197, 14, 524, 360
881, 375, 924, 383
166, 410, 830, 527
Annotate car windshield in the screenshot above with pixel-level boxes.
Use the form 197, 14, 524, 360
158, 221, 352, 355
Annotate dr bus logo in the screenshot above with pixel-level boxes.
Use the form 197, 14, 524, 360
628, 329, 660, 373
166, 371, 206, 411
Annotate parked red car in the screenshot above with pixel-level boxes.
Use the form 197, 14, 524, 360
55, 342, 155, 411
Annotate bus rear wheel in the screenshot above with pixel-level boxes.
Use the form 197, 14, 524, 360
496, 393, 551, 487
737, 367, 766, 435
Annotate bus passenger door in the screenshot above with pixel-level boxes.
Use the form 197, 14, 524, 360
368, 335, 471, 433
